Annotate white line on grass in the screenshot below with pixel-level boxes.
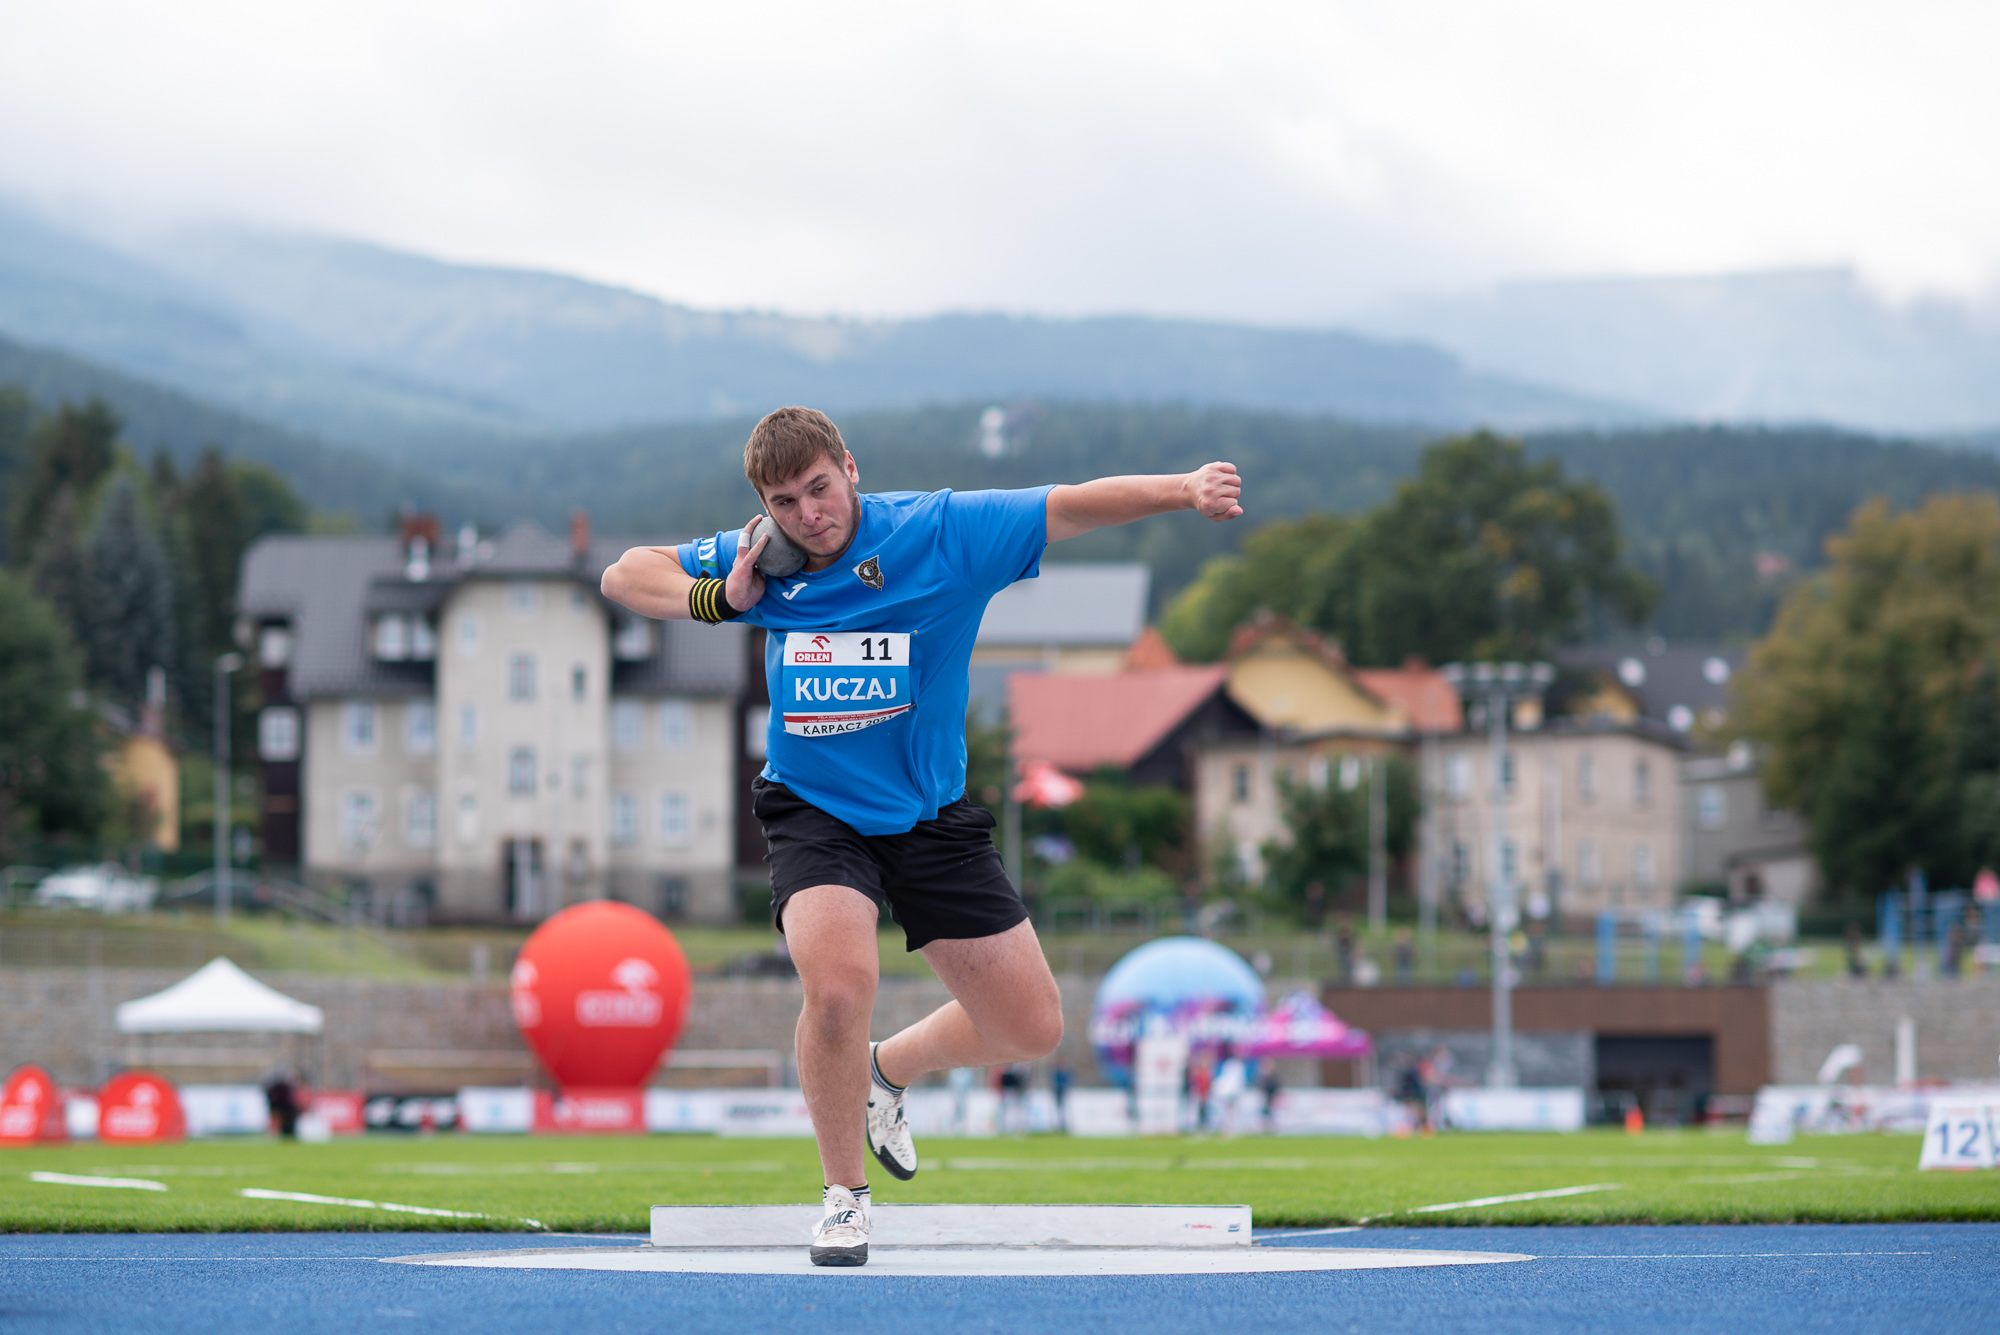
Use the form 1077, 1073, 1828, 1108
239, 1188, 546, 1231
28, 1172, 168, 1192
1406, 1183, 1626, 1214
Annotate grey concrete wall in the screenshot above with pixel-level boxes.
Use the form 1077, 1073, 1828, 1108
0, 967, 1113, 1092
1768, 977, 2000, 1086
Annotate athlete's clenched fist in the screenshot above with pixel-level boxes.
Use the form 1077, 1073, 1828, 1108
1182, 461, 1244, 522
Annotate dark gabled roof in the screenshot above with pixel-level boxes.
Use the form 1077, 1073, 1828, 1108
1557, 641, 1745, 728
239, 521, 745, 700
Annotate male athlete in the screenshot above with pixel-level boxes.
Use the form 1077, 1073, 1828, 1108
602, 407, 1243, 1265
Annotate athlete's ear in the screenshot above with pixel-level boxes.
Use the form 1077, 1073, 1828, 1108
844, 452, 860, 487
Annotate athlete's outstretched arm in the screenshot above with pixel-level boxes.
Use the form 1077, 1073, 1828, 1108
1045, 462, 1242, 542
602, 546, 698, 619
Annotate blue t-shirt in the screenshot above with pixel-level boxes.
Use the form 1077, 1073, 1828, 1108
677, 487, 1051, 835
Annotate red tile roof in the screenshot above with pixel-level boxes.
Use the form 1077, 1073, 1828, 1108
1354, 658, 1463, 733
1122, 627, 1182, 672
1008, 666, 1229, 774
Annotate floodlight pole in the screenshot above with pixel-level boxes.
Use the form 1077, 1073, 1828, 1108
1443, 660, 1554, 1091
214, 653, 243, 924
1485, 683, 1514, 1088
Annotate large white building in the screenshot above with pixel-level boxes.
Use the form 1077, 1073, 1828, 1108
238, 517, 750, 923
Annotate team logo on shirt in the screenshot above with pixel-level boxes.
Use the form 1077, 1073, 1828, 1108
854, 555, 884, 590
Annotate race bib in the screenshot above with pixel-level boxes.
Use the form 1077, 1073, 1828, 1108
781, 632, 913, 737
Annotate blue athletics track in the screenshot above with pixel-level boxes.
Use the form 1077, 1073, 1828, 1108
0, 1224, 1992, 1335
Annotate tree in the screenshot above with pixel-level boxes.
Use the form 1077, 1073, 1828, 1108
1160, 432, 1652, 665
0, 388, 30, 562
79, 474, 178, 711
1261, 753, 1418, 919
9, 399, 119, 566
1061, 769, 1190, 875
0, 569, 110, 857
1737, 495, 2000, 898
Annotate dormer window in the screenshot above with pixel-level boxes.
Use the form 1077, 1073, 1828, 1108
258, 625, 292, 669
614, 615, 652, 660
405, 534, 431, 582
373, 615, 409, 661
410, 618, 437, 661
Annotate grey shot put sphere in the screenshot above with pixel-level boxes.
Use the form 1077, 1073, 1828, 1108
745, 514, 807, 578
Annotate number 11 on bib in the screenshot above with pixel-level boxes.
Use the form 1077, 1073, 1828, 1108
782, 632, 914, 737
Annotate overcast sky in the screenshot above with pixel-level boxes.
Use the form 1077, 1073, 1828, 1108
2, 0, 1995, 323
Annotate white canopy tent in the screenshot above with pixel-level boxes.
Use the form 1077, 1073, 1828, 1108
115, 958, 324, 1034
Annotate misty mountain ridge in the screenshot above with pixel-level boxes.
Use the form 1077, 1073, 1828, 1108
0, 201, 1638, 451
1361, 268, 2000, 435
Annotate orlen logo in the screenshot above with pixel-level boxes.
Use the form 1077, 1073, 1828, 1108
510, 958, 543, 1028
576, 957, 664, 1027
103, 1081, 162, 1139
794, 633, 834, 664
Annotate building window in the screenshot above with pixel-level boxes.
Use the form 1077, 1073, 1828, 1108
1500, 751, 1516, 797
1696, 784, 1727, 830
658, 793, 691, 845
571, 664, 586, 701
611, 793, 637, 846
405, 701, 436, 756
258, 625, 292, 668
1577, 752, 1597, 802
455, 793, 479, 846
373, 614, 409, 661
1338, 754, 1363, 791
404, 791, 436, 849
410, 617, 437, 661
1578, 839, 1600, 887
341, 701, 377, 753
509, 652, 537, 702
1500, 838, 1518, 885
1449, 840, 1469, 888
458, 703, 479, 751
508, 746, 538, 797
1307, 754, 1330, 791
1232, 764, 1251, 804
1634, 843, 1657, 892
1634, 758, 1652, 806
340, 789, 379, 849
613, 615, 651, 660
659, 700, 692, 750
571, 755, 589, 799
457, 613, 480, 656
613, 700, 643, 751
1446, 753, 1471, 801
509, 580, 540, 615
258, 707, 300, 762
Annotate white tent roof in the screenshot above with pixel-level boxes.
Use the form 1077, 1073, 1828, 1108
114, 958, 324, 1034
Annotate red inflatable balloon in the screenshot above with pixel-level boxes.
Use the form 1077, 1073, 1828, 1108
0, 1065, 68, 1145
97, 1071, 185, 1144
510, 901, 692, 1090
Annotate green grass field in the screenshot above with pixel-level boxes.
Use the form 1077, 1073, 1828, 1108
4, 1130, 1996, 1232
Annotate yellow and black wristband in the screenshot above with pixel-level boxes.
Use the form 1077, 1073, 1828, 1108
688, 577, 743, 624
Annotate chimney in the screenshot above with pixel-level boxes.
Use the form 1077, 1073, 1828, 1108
400, 512, 440, 582
570, 509, 591, 565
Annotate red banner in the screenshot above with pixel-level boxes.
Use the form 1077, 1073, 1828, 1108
532, 1088, 645, 1134
0, 1065, 68, 1146
96, 1072, 186, 1144
305, 1090, 365, 1134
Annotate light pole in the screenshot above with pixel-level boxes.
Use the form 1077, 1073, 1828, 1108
1442, 660, 1554, 1090
214, 652, 243, 924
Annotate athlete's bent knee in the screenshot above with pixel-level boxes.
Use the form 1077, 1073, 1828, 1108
801, 969, 876, 1036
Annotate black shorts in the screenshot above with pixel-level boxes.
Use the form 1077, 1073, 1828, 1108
752, 778, 1029, 951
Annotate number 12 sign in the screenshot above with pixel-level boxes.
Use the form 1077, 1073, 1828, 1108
1919, 1102, 1998, 1170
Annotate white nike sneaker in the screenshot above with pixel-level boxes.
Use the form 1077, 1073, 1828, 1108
867, 1042, 918, 1181
810, 1184, 869, 1267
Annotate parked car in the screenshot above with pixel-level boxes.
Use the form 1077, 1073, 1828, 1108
33, 864, 159, 913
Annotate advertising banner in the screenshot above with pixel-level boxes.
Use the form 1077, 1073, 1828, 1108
532, 1088, 645, 1134
0, 1065, 68, 1145
96, 1072, 186, 1143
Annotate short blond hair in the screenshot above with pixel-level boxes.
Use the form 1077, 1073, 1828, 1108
744, 407, 850, 490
